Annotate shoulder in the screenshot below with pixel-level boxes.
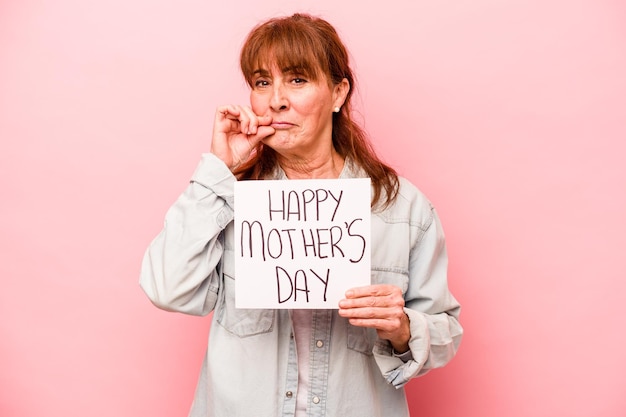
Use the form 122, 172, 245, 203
375, 176, 435, 229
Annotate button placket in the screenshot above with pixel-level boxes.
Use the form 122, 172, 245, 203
308, 310, 332, 416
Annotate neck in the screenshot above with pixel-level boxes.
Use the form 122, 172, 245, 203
277, 148, 345, 179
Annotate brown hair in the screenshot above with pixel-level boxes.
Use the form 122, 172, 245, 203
236, 13, 399, 208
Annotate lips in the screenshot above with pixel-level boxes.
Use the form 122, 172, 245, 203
270, 121, 294, 129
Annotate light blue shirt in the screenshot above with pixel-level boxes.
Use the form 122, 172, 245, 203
140, 153, 463, 417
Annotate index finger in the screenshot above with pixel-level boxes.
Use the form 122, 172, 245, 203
344, 284, 400, 299
216, 104, 240, 119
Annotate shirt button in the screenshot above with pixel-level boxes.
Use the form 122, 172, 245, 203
316, 340, 324, 348
286, 391, 293, 398
312, 396, 320, 404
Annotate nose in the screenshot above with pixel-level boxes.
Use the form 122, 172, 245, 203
270, 84, 288, 112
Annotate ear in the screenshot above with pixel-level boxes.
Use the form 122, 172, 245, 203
332, 78, 350, 109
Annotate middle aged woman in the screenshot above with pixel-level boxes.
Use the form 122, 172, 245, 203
140, 13, 463, 417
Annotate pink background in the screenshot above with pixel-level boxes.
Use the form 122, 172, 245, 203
1, 0, 625, 416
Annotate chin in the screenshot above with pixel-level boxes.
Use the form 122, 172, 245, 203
262, 134, 295, 151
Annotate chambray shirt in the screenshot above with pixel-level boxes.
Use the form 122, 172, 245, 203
140, 153, 462, 417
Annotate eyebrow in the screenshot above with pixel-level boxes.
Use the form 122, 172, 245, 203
252, 65, 310, 77
282, 66, 310, 75
252, 68, 271, 77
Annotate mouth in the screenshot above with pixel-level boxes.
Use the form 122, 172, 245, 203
270, 121, 294, 129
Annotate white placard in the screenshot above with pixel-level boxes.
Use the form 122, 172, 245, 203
234, 178, 371, 309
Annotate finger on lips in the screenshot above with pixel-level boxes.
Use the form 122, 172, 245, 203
213, 107, 276, 148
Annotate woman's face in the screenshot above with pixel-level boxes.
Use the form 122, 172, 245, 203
250, 65, 348, 157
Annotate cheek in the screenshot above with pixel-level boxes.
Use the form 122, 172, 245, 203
249, 93, 268, 116
302, 104, 329, 127
294, 97, 322, 117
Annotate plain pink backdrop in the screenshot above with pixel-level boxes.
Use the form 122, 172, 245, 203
1, 1, 625, 416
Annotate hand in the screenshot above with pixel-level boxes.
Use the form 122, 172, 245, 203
210, 105, 275, 171
338, 284, 411, 353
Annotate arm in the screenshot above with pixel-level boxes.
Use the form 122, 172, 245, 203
373, 208, 463, 387
338, 205, 462, 387
140, 105, 275, 316
139, 153, 236, 316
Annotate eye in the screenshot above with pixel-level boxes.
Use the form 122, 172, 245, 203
291, 77, 307, 85
254, 79, 270, 88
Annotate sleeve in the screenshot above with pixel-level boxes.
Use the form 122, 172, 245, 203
373, 205, 463, 388
139, 153, 236, 316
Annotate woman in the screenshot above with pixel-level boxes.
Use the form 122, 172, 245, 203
140, 13, 462, 417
